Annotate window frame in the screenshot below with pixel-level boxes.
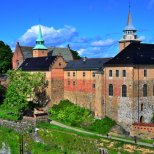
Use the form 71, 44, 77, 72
122, 70, 126, 77
144, 69, 147, 77
115, 70, 119, 77
122, 85, 127, 97
109, 84, 113, 96
109, 70, 112, 77
143, 84, 147, 97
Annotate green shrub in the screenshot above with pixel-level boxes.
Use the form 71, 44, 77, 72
49, 100, 116, 134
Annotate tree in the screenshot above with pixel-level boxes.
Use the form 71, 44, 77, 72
67, 44, 81, 60
0, 41, 12, 73
0, 85, 5, 103
1, 70, 49, 120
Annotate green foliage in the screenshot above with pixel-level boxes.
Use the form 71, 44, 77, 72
0, 41, 12, 73
0, 70, 48, 120
86, 117, 116, 134
71, 49, 81, 59
49, 100, 93, 127
151, 113, 154, 123
49, 100, 116, 134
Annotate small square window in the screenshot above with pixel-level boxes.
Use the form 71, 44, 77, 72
68, 72, 70, 77
83, 72, 86, 77
68, 80, 70, 86
92, 72, 95, 77
73, 72, 75, 77
92, 83, 95, 89
116, 70, 119, 77
73, 81, 76, 86
122, 70, 126, 77
109, 70, 112, 77
144, 69, 147, 77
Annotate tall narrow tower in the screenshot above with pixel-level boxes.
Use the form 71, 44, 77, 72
119, 2, 141, 52
33, 25, 48, 57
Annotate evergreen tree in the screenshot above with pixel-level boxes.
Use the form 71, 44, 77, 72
0, 41, 12, 73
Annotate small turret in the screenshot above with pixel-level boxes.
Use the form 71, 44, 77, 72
119, 2, 141, 52
33, 25, 48, 57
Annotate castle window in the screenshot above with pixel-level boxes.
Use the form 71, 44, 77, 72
83, 72, 86, 77
116, 70, 119, 77
59, 63, 61, 66
109, 70, 112, 77
68, 72, 70, 77
141, 103, 143, 111
68, 80, 70, 86
73, 81, 76, 86
143, 84, 147, 97
122, 85, 127, 97
92, 83, 95, 89
92, 72, 95, 77
73, 72, 75, 77
109, 84, 113, 96
140, 116, 144, 123
122, 70, 126, 77
144, 69, 147, 77
153, 85, 154, 96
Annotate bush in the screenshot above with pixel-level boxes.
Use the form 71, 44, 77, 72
49, 100, 93, 127
48, 100, 116, 134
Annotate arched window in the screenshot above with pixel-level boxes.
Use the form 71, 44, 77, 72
109, 84, 113, 96
143, 84, 147, 97
122, 85, 127, 97
140, 116, 144, 123
141, 103, 143, 111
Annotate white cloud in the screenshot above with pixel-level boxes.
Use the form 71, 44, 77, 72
78, 48, 86, 55
15, 24, 118, 58
19, 25, 78, 46
91, 39, 115, 47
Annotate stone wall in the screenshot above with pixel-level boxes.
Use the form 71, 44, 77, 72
0, 119, 35, 132
104, 67, 134, 131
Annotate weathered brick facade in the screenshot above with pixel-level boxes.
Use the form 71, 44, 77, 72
64, 70, 96, 112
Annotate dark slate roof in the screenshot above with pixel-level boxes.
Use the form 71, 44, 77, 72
48, 47, 73, 62
20, 56, 57, 71
65, 58, 111, 71
21, 46, 33, 59
20, 46, 73, 62
104, 43, 154, 66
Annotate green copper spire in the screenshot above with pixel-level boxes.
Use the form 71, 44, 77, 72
33, 25, 48, 50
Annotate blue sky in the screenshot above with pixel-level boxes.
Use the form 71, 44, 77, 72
0, 0, 154, 57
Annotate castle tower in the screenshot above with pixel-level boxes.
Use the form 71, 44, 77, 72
33, 25, 48, 57
119, 3, 141, 52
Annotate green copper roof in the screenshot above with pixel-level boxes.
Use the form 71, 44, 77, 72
33, 25, 48, 50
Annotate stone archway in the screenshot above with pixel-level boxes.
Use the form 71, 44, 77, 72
140, 116, 144, 123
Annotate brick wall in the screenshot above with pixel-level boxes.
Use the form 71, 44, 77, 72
64, 70, 96, 112
130, 123, 154, 139
12, 42, 24, 69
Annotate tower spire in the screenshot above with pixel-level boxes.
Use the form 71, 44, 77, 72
127, 0, 132, 26
33, 25, 48, 58
118, 0, 141, 52
33, 25, 47, 50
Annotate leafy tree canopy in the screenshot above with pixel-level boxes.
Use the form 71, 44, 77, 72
1, 70, 49, 120
0, 41, 12, 73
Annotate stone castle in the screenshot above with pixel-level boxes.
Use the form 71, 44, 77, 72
12, 9, 154, 137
